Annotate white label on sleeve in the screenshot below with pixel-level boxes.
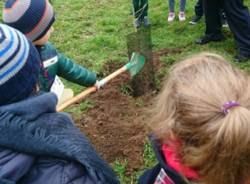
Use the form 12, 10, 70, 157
50, 75, 64, 100
43, 56, 58, 68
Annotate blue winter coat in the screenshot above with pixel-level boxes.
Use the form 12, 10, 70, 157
0, 93, 119, 184
138, 135, 187, 184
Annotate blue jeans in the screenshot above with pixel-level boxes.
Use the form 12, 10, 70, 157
168, 0, 186, 12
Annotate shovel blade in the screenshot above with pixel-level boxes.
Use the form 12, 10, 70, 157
126, 52, 145, 77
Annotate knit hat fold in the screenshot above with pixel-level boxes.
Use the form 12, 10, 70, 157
0, 26, 29, 84
3, 0, 55, 42
0, 24, 41, 105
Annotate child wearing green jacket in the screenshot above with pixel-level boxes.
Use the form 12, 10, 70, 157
3, 0, 98, 104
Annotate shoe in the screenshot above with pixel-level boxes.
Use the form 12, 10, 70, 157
143, 16, 150, 27
189, 15, 202, 24
178, 12, 186, 22
221, 18, 228, 28
168, 12, 175, 22
134, 18, 141, 29
220, 12, 228, 28
234, 54, 250, 63
195, 35, 224, 45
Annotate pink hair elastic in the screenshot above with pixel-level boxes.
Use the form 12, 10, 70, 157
222, 101, 240, 115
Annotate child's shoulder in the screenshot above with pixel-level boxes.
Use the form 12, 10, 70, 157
36, 42, 57, 54
139, 135, 188, 184
35, 41, 56, 51
36, 42, 58, 61
42, 42, 56, 50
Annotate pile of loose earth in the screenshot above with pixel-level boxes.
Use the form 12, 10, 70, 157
75, 48, 181, 173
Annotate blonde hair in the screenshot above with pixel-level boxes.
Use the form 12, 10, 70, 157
152, 53, 250, 184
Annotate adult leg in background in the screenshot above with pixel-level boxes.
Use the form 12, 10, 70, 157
133, 0, 142, 28
194, 0, 203, 17
196, 0, 224, 44
189, 0, 203, 24
169, 0, 175, 13
141, 0, 148, 18
180, 0, 186, 12
223, 0, 250, 61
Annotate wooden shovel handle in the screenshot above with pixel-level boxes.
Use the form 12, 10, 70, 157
57, 66, 127, 112
56, 86, 96, 112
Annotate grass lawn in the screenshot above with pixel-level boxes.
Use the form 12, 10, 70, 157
1, 0, 250, 183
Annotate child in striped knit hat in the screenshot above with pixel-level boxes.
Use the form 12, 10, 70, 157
0, 24, 41, 105
3, 0, 100, 105
0, 23, 119, 184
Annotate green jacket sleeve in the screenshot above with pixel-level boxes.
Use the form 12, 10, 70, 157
57, 53, 97, 87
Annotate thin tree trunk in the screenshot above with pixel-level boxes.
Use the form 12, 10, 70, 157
127, 27, 156, 97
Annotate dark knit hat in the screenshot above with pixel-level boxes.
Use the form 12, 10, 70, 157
3, 0, 55, 42
0, 24, 41, 105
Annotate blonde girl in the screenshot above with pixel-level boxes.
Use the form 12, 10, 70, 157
139, 53, 250, 184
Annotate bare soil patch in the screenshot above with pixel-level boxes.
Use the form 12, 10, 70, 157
75, 48, 182, 173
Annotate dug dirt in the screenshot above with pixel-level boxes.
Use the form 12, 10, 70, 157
75, 48, 182, 173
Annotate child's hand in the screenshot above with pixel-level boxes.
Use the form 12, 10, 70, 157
94, 80, 101, 91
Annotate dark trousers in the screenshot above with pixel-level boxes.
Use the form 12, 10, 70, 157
195, 0, 225, 18
132, 0, 148, 20
195, 0, 203, 17
204, 0, 250, 54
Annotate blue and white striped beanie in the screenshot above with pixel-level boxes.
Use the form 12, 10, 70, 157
0, 24, 41, 105
3, 0, 55, 42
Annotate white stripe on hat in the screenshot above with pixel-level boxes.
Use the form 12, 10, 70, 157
0, 26, 19, 64
3, 0, 31, 23
0, 25, 29, 85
